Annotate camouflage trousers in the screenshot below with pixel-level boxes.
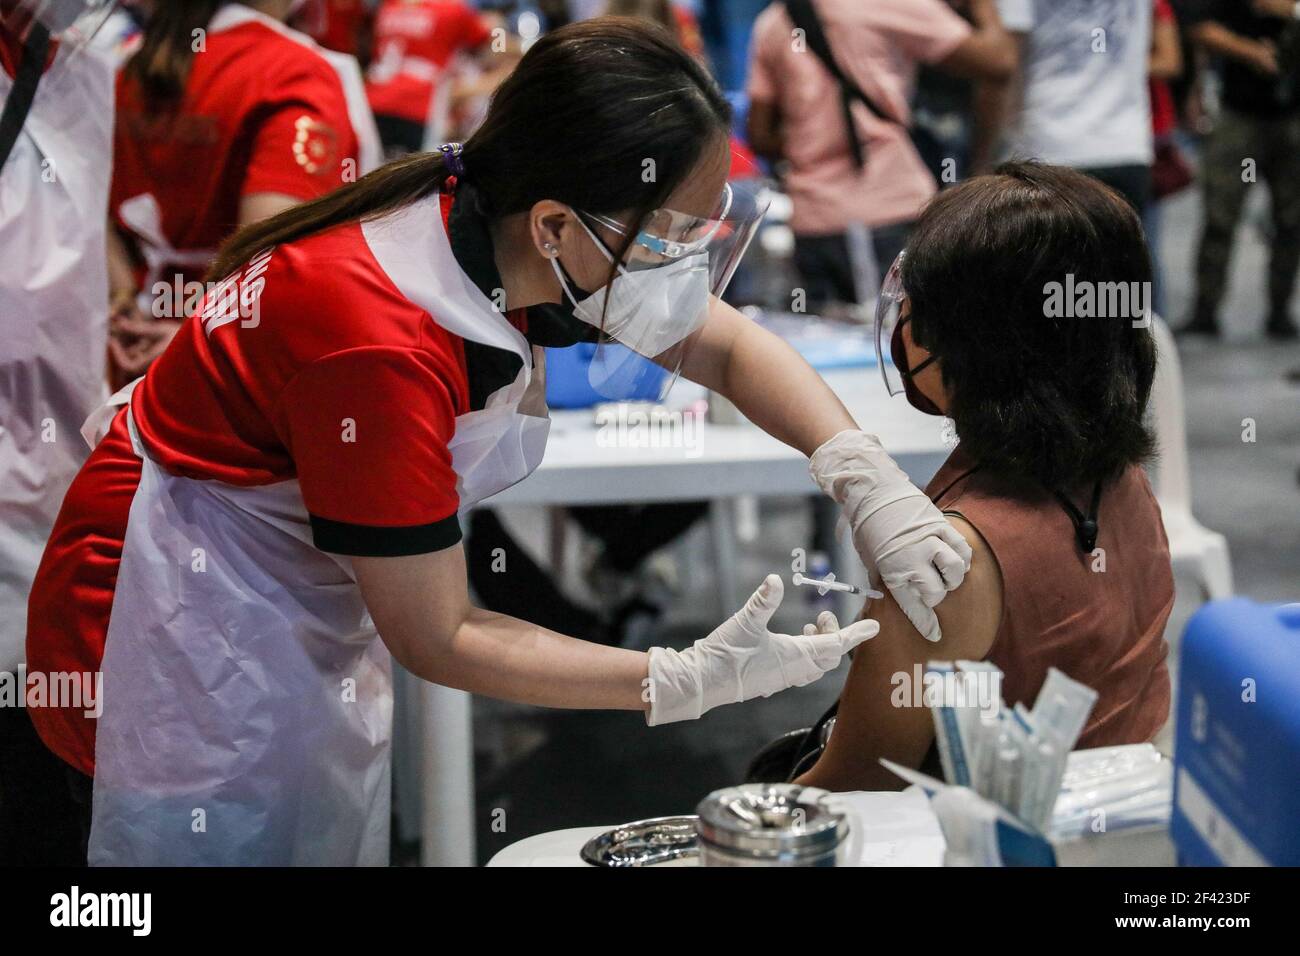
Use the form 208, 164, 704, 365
1193, 108, 1300, 326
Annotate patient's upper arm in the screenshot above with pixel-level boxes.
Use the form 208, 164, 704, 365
795, 515, 1003, 793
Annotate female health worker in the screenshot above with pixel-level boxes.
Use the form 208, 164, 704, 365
26, 17, 971, 865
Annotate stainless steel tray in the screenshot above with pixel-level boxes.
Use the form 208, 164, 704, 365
579, 815, 700, 867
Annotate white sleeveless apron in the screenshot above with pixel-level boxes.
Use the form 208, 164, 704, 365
0, 37, 113, 674
84, 195, 549, 865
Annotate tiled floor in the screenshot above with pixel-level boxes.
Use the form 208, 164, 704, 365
414, 180, 1299, 866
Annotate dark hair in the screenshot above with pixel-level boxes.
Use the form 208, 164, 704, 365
209, 16, 731, 281
902, 161, 1158, 489
124, 0, 223, 111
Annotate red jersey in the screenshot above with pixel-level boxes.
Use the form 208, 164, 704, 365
728, 134, 760, 180
672, 5, 705, 61
0, 19, 59, 74
365, 0, 491, 124
112, 8, 360, 292
1149, 0, 1177, 138
293, 0, 373, 57
29, 190, 504, 775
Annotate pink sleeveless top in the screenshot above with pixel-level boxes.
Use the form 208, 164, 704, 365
926, 450, 1174, 747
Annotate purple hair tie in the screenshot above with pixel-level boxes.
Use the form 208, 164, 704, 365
440, 142, 466, 178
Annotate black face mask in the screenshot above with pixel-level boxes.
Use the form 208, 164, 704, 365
554, 256, 594, 304
536, 215, 628, 346
447, 180, 600, 348
525, 299, 602, 347
527, 255, 602, 347
889, 315, 942, 416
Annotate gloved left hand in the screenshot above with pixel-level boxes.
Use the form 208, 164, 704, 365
645, 575, 878, 726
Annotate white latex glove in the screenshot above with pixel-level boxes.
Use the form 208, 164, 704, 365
809, 429, 972, 643
645, 575, 878, 726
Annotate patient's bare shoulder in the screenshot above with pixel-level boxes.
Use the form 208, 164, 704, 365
854, 512, 1002, 658
794, 515, 1004, 793
931, 512, 1003, 657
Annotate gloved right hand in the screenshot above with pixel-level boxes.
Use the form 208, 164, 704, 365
645, 575, 878, 726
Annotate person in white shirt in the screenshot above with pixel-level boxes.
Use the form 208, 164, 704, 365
977, 0, 1154, 211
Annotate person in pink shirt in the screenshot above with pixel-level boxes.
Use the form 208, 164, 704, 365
746, 0, 1016, 309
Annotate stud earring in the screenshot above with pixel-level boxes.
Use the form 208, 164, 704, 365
543, 242, 558, 257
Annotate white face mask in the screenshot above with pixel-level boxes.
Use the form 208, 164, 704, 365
550, 215, 711, 360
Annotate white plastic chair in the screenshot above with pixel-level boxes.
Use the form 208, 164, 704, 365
1148, 317, 1234, 600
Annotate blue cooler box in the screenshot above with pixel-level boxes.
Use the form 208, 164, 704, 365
1171, 599, 1300, 866
544, 344, 667, 409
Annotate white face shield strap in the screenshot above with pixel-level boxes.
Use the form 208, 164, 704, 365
551, 179, 770, 401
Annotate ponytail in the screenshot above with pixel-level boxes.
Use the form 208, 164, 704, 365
207, 153, 454, 281
125, 0, 224, 110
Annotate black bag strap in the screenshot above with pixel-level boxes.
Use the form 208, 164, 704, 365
0, 22, 51, 172
782, 0, 899, 170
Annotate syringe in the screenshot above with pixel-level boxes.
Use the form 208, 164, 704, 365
791, 572, 883, 600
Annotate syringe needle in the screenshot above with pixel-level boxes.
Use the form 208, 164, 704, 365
791, 572, 883, 599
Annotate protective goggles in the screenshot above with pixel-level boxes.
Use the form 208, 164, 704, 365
576, 179, 770, 402
874, 250, 936, 397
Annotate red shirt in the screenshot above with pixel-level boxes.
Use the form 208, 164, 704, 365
133, 201, 472, 537
112, 15, 360, 290
28, 190, 496, 774
1150, 0, 1177, 138
672, 5, 705, 60
728, 134, 760, 181
293, 0, 372, 57
365, 0, 491, 124
0, 18, 59, 76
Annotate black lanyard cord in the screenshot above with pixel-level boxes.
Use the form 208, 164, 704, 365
0, 21, 51, 172
1053, 480, 1105, 553
932, 462, 1103, 554
929, 464, 983, 506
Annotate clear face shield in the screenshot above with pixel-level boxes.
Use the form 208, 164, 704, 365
878, 249, 941, 393
556, 179, 770, 402
874, 250, 910, 397
0, 0, 118, 52
874, 249, 942, 415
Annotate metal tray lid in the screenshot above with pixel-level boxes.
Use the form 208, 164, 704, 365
696, 783, 846, 856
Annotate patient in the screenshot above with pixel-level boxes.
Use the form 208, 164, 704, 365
797, 161, 1174, 793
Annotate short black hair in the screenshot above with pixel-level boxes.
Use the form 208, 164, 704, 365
902, 161, 1158, 490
